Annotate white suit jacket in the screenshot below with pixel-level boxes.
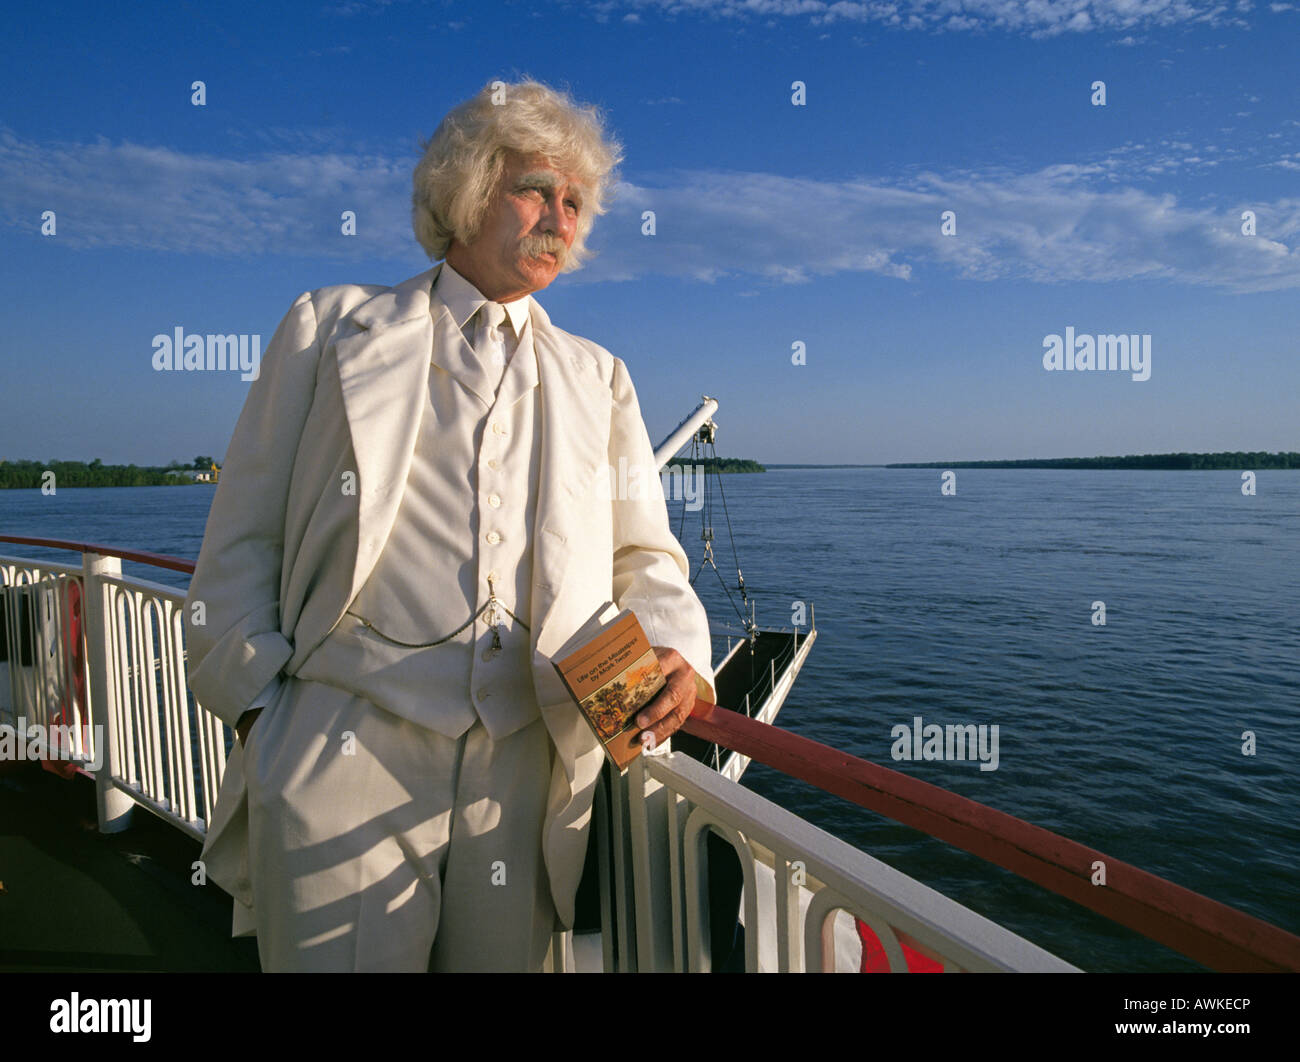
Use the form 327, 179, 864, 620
184, 263, 715, 928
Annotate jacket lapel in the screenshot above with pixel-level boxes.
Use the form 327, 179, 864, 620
528, 299, 612, 660
332, 265, 439, 603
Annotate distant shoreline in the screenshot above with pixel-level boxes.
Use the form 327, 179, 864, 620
886, 452, 1299, 470
706, 452, 1300, 470
3, 452, 1296, 488
0, 459, 216, 489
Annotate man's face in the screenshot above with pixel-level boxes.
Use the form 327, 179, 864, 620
446, 150, 586, 302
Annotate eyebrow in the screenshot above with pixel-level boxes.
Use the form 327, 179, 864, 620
515, 171, 585, 205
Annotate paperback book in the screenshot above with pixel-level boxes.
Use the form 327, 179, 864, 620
551, 603, 666, 770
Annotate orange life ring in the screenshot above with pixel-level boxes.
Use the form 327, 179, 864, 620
42, 579, 87, 780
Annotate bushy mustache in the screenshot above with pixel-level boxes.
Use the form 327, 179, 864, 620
519, 234, 567, 266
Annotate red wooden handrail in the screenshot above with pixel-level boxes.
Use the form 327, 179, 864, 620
0, 535, 196, 575
683, 698, 1300, 973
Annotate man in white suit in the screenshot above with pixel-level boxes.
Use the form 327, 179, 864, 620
184, 79, 714, 972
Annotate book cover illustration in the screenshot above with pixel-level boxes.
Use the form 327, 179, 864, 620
553, 608, 667, 770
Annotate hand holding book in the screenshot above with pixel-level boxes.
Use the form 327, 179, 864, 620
551, 603, 709, 769
634, 646, 700, 754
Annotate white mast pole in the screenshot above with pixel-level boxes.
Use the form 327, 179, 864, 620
653, 396, 719, 471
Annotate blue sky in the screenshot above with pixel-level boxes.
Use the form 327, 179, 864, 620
1, 0, 1297, 465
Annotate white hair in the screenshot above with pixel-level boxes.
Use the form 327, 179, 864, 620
412, 78, 623, 271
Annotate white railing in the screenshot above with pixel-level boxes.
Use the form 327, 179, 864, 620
1, 550, 227, 841
1, 558, 89, 762
597, 750, 1077, 972
97, 566, 227, 840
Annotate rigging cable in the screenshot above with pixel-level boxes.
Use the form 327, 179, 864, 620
672, 411, 757, 641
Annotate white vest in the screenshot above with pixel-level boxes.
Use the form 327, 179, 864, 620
295, 276, 542, 741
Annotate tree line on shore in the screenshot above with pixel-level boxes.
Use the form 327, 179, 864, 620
0, 457, 218, 489
2, 454, 761, 487
662, 457, 765, 473
887, 452, 1300, 470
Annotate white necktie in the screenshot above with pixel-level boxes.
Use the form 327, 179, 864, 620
473, 301, 511, 369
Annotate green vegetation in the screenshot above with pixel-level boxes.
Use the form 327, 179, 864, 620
663, 457, 765, 473
887, 452, 1300, 470
0, 457, 218, 488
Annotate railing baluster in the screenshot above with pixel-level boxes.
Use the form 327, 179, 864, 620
774, 850, 796, 973
167, 603, 198, 824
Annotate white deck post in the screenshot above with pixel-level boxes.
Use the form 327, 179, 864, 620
82, 551, 132, 833
627, 754, 683, 971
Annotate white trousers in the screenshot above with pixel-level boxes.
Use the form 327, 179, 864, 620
240, 675, 557, 972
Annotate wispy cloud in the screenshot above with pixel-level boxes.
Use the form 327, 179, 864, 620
3, 127, 1296, 292
589, 0, 1278, 36
0, 127, 412, 258
599, 164, 1300, 292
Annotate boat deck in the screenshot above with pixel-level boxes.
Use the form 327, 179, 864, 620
0, 761, 744, 972
0, 763, 258, 972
